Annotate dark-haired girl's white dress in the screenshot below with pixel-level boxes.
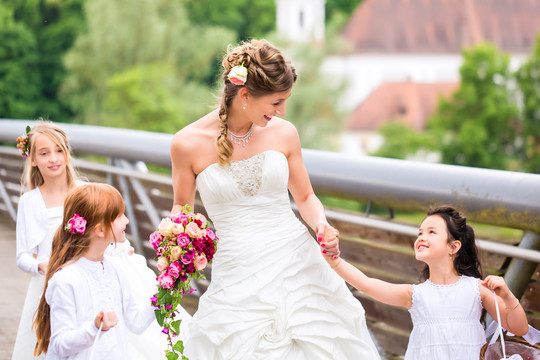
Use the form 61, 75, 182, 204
181, 150, 381, 359
405, 275, 486, 359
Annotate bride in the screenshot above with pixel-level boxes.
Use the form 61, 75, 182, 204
171, 39, 381, 359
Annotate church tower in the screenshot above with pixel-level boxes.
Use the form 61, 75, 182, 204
275, 0, 326, 44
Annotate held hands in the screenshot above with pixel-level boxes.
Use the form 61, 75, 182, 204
316, 222, 340, 258
94, 310, 118, 331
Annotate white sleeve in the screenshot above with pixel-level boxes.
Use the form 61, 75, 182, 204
46, 277, 99, 356
116, 265, 156, 335
15, 196, 40, 274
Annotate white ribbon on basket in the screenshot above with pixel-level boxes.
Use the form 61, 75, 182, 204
88, 322, 103, 360
485, 291, 527, 360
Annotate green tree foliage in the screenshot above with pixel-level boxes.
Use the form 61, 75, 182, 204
61, 0, 234, 131
0, 0, 85, 120
428, 43, 519, 170
183, 0, 276, 41
373, 122, 436, 160
326, 0, 362, 22
0, 3, 41, 118
516, 34, 540, 174
279, 41, 346, 150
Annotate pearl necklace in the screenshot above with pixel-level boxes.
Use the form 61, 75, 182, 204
228, 123, 253, 147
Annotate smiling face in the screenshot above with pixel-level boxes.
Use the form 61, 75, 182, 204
110, 213, 129, 244
30, 134, 67, 181
246, 89, 292, 127
414, 215, 456, 264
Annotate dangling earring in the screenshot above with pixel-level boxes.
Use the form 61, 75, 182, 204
243, 103, 247, 110
449, 253, 454, 260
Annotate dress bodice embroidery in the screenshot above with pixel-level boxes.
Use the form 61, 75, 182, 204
224, 152, 266, 196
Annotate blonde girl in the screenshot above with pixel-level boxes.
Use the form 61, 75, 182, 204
33, 183, 155, 359
325, 205, 529, 360
13, 121, 81, 359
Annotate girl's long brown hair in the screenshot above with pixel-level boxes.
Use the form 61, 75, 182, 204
33, 183, 125, 356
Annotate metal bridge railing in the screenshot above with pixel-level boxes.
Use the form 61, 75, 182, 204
1, 118, 539, 357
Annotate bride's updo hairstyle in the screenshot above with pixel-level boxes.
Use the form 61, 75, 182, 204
217, 39, 297, 166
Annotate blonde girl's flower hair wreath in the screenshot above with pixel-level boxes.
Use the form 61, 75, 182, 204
16, 125, 31, 158
228, 61, 248, 85
65, 213, 87, 235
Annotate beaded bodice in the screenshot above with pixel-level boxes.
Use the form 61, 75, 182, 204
224, 152, 266, 196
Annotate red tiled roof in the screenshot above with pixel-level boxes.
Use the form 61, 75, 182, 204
345, 82, 458, 131
342, 0, 540, 54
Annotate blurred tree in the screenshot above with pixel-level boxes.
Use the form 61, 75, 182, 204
278, 41, 347, 150
427, 43, 519, 170
516, 34, 540, 174
0, 0, 85, 120
372, 122, 436, 160
61, 0, 234, 131
183, 0, 275, 41
326, 0, 362, 22
0, 3, 41, 118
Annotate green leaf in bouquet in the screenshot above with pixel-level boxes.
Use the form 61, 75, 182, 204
171, 319, 182, 335
166, 351, 179, 360
157, 292, 173, 305
173, 340, 185, 353
155, 309, 165, 327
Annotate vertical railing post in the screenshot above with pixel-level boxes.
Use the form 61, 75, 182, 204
504, 231, 540, 299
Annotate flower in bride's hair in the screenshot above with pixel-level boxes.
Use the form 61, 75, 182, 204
65, 213, 87, 235
149, 204, 219, 359
228, 62, 248, 85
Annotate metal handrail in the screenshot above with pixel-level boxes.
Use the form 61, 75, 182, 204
2, 118, 540, 232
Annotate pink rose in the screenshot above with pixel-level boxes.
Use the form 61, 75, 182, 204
228, 64, 248, 85
158, 218, 174, 236
170, 246, 181, 261
180, 252, 193, 265
185, 222, 202, 238
194, 253, 208, 270
171, 212, 189, 226
149, 231, 163, 249
157, 271, 175, 289
157, 257, 169, 272
171, 222, 184, 235
177, 233, 190, 247
168, 261, 181, 278
66, 213, 87, 234
205, 228, 216, 240
195, 214, 207, 228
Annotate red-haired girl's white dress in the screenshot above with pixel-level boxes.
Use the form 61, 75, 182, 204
44, 257, 155, 359
181, 150, 381, 359
405, 275, 486, 359
13, 188, 61, 360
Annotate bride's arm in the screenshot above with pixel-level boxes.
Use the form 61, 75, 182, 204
285, 123, 339, 256
171, 130, 197, 213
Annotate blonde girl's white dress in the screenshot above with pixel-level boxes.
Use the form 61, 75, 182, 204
13, 188, 62, 360
405, 275, 486, 360
44, 256, 155, 359
105, 239, 191, 359
181, 150, 381, 360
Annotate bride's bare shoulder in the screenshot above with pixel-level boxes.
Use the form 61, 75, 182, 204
171, 110, 219, 154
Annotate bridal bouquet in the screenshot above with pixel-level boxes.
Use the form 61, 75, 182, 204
149, 204, 218, 360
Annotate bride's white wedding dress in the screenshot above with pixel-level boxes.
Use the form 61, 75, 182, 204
181, 150, 381, 359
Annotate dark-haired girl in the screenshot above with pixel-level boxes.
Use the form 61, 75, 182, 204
324, 205, 528, 360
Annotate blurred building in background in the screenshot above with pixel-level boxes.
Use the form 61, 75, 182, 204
321, 0, 540, 155
276, 0, 326, 44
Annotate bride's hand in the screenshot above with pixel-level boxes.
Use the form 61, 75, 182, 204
316, 222, 340, 258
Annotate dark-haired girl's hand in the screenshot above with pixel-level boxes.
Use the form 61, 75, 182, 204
481, 275, 514, 303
